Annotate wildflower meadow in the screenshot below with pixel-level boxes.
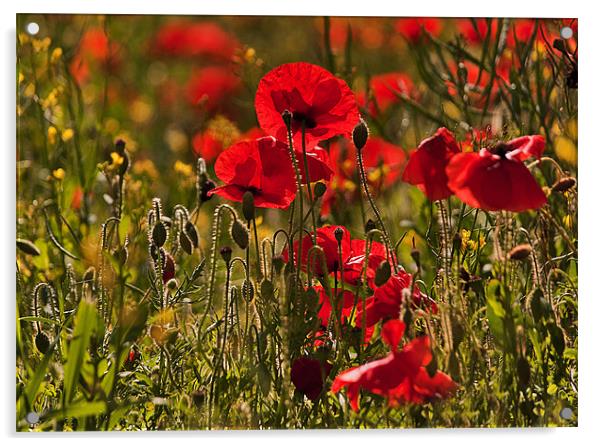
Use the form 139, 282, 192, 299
16, 14, 578, 430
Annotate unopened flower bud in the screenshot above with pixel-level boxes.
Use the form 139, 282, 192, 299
242, 191, 255, 221
374, 260, 391, 287
334, 227, 344, 244
200, 179, 216, 203
185, 221, 199, 248
352, 118, 369, 150
314, 182, 327, 198
551, 177, 576, 193
115, 139, 126, 154
231, 219, 249, 250
365, 219, 377, 233
152, 221, 167, 247
282, 110, 292, 128
220, 246, 232, 265
35, 331, 51, 354
180, 231, 193, 255
508, 244, 532, 261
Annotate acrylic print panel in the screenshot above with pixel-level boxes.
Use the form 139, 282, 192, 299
16, 14, 577, 430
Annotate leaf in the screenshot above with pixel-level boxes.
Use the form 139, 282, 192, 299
63, 299, 98, 404
46, 400, 107, 420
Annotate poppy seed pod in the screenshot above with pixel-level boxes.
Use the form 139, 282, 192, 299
352, 118, 369, 150
231, 219, 249, 250
374, 260, 392, 287
508, 244, 532, 261
220, 246, 233, 264
242, 191, 255, 221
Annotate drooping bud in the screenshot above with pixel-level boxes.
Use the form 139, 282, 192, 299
231, 219, 249, 250
551, 177, 576, 193
220, 246, 233, 265
152, 221, 167, 247
365, 219, 377, 233
35, 332, 51, 354
185, 221, 199, 248
242, 191, 255, 221
242, 279, 255, 302
374, 260, 391, 287
17, 239, 41, 256
162, 252, 176, 283
180, 231, 193, 255
313, 181, 327, 198
508, 244, 532, 261
200, 179, 216, 203
352, 118, 369, 150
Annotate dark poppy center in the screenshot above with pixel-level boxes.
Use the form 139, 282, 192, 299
247, 186, 262, 194
292, 111, 317, 129
489, 141, 512, 157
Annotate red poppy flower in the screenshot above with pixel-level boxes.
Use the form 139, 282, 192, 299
153, 21, 238, 61
186, 66, 241, 112
446, 135, 547, 212
313, 286, 357, 327
342, 238, 393, 286
69, 28, 121, 84
298, 146, 334, 184
457, 18, 500, 45
357, 271, 437, 328
395, 18, 442, 43
255, 62, 359, 148
282, 225, 352, 275
332, 328, 455, 411
208, 136, 297, 209
357, 72, 415, 116
402, 127, 461, 201
291, 356, 333, 401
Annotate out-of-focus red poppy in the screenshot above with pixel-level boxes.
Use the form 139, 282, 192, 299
69, 28, 121, 84
357, 271, 437, 328
208, 136, 296, 209
395, 18, 442, 43
153, 21, 239, 61
446, 135, 547, 212
402, 127, 461, 201
283, 225, 352, 275
332, 327, 456, 411
192, 131, 224, 162
357, 72, 415, 116
70, 187, 84, 211
186, 66, 241, 113
322, 137, 406, 216
255, 62, 359, 148
291, 356, 333, 401
446, 61, 509, 108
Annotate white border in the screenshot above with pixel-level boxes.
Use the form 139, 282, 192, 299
3, 1, 600, 444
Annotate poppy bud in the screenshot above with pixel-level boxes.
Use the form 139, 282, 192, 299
185, 221, 199, 248
374, 260, 391, 287
352, 118, 369, 150
242, 279, 254, 302
83, 266, 96, 283
281, 109, 292, 128
115, 139, 126, 154
551, 177, 576, 193
180, 231, 193, 255
162, 252, 176, 283
118, 151, 130, 176
508, 244, 532, 261
17, 239, 41, 256
313, 182, 327, 198
365, 219, 377, 233
334, 227, 344, 244
231, 219, 249, 250
242, 191, 255, 221
220, 246, 232, 265
191, 388, 206, 407
35, 331, 51, 354
200, 179, 216, 203
272, 255, 285, 274
152, 222, 167, 247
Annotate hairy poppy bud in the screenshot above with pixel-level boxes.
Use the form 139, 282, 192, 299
231, 219, 249, 250
242, 279, 254, 302
180, 231, 193, 255
352, 118, 369, 150
509, 244, 532, 261
281, 109, 292, 128
200, 179, 216, 203
152, 222, 167, 247
162, 252, 176, 283
365, 219, 377, 233
83, 266, 96, 283
551, 177, 576, 193
334, 227, 345, 244
374, 260, 391, 287
220, 246, 232, 265
242, 191, 255, 221
35, 331, 51, 354
17, 239, 41, 256
313, 181, 327, 198
185, 221, 199, 248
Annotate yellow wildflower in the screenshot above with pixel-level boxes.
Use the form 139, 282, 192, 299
61, 128, 74, 142
52, 168, 65, 180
